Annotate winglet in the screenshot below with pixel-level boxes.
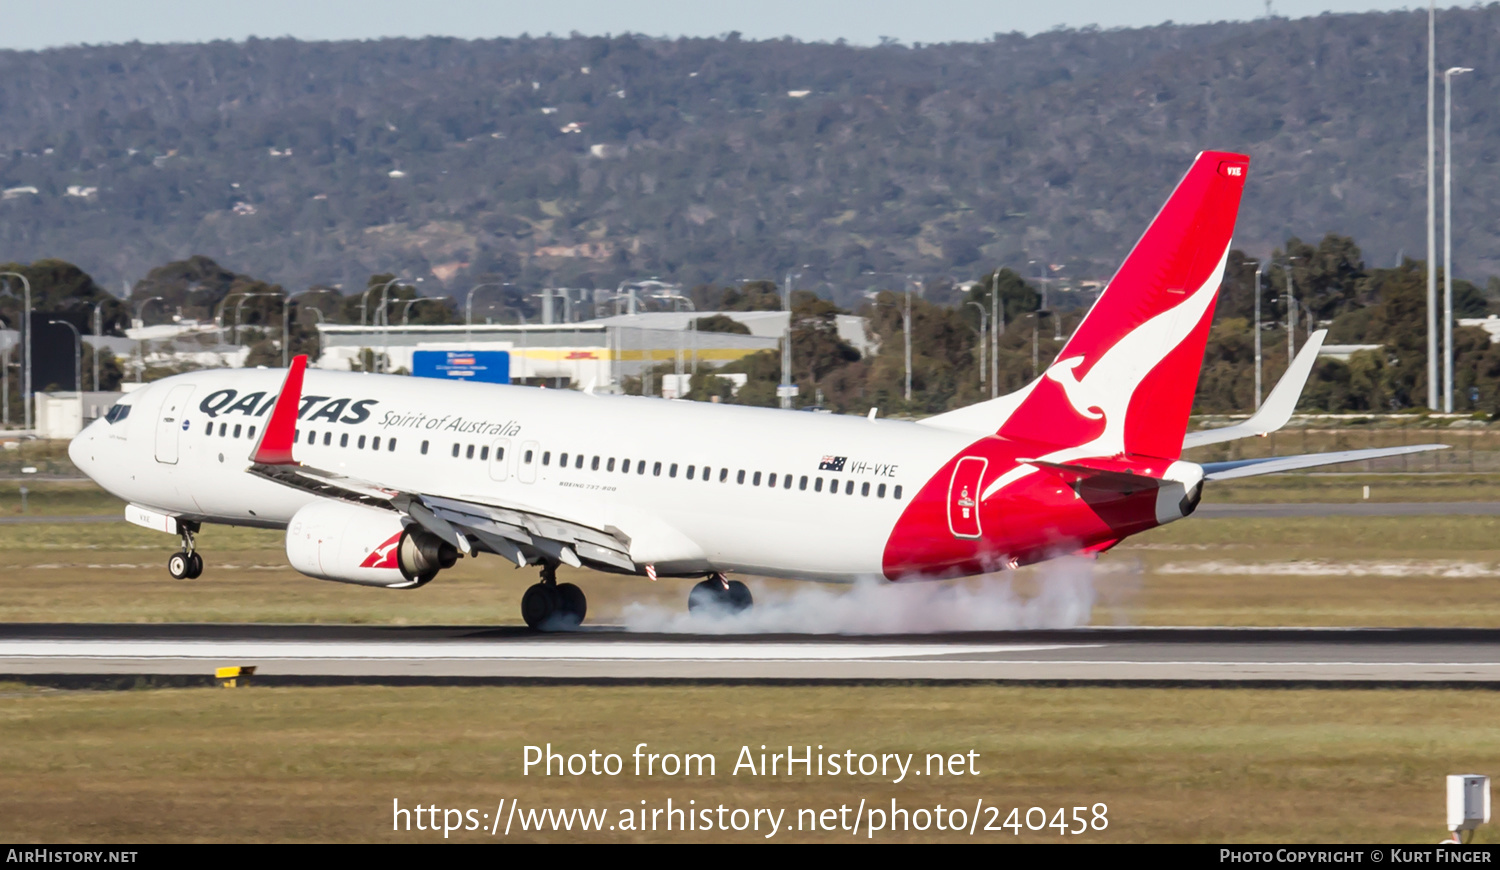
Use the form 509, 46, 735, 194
1181, 329, 1326, 451
249, 355, 308, 466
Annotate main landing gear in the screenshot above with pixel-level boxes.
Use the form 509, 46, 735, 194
167, 521, 204, 580
688, 573, 752, 615
521, 562, 587, 630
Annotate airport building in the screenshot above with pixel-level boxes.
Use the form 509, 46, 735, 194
312, 311, 875, 389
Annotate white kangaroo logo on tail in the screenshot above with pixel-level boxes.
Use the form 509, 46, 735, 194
981, 245, 1230, 503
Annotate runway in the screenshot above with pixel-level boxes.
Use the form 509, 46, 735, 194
4, 624, 1500, 686
5, 503, 1500, 524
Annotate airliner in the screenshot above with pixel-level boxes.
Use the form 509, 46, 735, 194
68, 151, 1443, 629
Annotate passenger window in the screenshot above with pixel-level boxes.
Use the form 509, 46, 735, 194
292, 427, 298, 441
219, 423, 226, 436
593, 456, 601, 471
653, 461, 662, 476
543, 451, 551, 466
637, 460, 646, 475
323, 432, 331, 446
305, 430, 314, 445
466, 444, 475, 459
560, 452, 568, 466
878, 483, 886, 498
451, 443, 460, 457
686, 465, 695, 480
248, 426, 257, 440
894, 485, 903, 500
784, 475, 793, 489
341, 433, 349, 448
861, 482, 870, 497
799, 475, 808, 491
524, 449, 533, 463
767, 473, 776, 488
204, 422, 212, 435
234, 424, 243, 438
388, 439, 397, 452
421, 440, 429, 455
669, 463, 677, 478
829, 478, 839, 494
497, 447, 505, 461
845, 480, 854, 495
575, 454, 584, 469
737, 470, 746, 484
752, 472, 761, 486
607, 458, 616, 472
372, 436, 381, 450
719, 468, 728, 483
815, 477, 823, 492
359, 435, 367, 449
481, 446, 489, 461
621, 457, 629, 472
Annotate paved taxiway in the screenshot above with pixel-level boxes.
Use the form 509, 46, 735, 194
3, 624, 1500, 684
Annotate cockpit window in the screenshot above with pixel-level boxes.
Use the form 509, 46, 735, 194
104, 404, 131, 424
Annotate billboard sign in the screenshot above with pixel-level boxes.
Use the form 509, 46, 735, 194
411, 350, 510, 384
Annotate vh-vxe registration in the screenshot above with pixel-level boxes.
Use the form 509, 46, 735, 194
69, 151, 1444, 629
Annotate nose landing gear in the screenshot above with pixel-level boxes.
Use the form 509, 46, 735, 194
167, 522, 204, 580
521, 562, 587, 630
688, 573, 752, 615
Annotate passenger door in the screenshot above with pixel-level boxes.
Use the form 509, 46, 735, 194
153, 384, 197, 465
946, 456, 987, 539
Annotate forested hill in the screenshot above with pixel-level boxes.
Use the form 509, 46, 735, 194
0, 6, 1496, 301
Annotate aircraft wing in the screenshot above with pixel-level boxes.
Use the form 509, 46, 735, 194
1199, 444, 1448, 481
244, 356, 639, 574
1182, 329, 1327, 450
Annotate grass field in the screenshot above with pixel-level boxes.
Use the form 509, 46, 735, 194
0, 684, 1494, 843
3, 479, 1500, 626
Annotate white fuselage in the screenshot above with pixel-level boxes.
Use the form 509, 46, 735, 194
70, 369, 983, 581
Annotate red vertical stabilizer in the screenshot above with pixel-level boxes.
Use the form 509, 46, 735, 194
998, 151, 1249, 460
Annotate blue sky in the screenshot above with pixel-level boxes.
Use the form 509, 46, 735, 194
1, 1, 1435, 50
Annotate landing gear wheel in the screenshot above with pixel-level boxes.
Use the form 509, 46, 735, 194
521, 583, 560, 630
688, 575, 753, 615
554, 583, 587, 627
168, 551, 191, 580
186, 552, 204, 579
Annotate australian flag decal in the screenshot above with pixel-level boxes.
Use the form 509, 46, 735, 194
818, 455, 847, 472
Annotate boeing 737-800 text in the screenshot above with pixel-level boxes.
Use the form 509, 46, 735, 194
68, 151, 1444, 628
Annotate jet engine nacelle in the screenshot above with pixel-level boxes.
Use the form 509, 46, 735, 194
286, 500, 457, 589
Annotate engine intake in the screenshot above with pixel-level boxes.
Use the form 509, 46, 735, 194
286, 500, 457, 589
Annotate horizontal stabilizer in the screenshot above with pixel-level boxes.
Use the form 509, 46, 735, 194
1201, 444, 1448, 481
1182, 330, 1326, 450
1024, 458, 1166, 492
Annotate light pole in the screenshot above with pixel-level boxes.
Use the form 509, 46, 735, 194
1444, 65, 1473, 413
233, 292, 282, 346
133, 295, 165, 383
1283, 255, 1301, 365
47, 319, 82, 398
1426, 0, 1438, 410
464, 282, 511, 342
401, 297, 449, 326
966, 301, 988, 392
1, 272, 31, 432
1251, 261, 1264, 409
780, 271, 801, 409
92, 302, 105, 391
991, 270, 1002, 399
872, 293, 913, 405
361, 277, 403, 327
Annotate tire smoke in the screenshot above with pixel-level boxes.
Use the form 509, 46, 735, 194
621, 556, 1113, 635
